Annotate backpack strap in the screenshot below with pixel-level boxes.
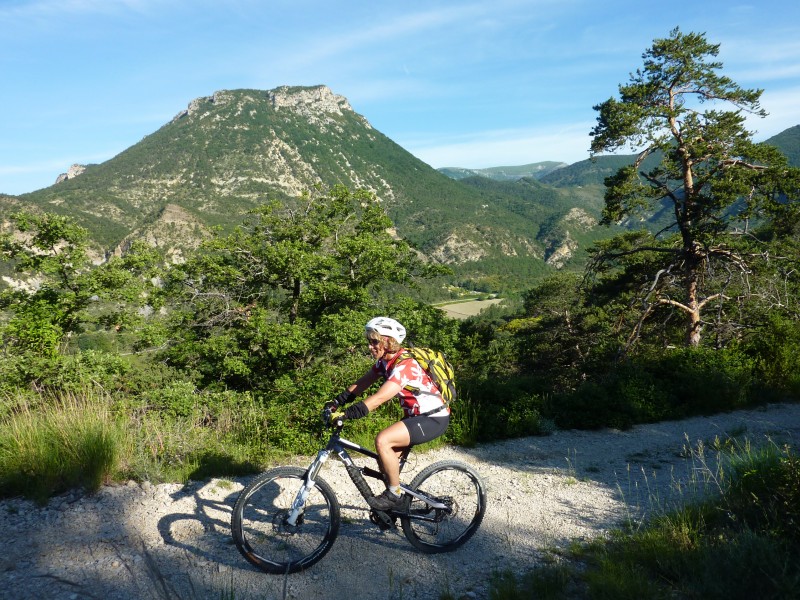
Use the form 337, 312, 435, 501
395, 350, 423, 396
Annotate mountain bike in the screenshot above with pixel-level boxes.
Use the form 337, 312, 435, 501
231, 408, 487, 574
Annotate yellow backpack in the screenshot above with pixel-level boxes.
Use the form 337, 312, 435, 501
398, 346, 457, 410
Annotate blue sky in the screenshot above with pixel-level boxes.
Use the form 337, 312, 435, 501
2, 0, 799, 195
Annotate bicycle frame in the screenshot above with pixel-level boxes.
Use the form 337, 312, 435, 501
286, 425, 448, 526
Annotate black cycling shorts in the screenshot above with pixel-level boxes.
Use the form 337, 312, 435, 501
403, 414, 450, 446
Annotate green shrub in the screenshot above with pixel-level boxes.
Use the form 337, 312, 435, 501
142, 380, 199, 418
76, 330, 119, 353
462, 377, 549, 440
723, 443, 800, 541
445, 396, 479, 446
649, 346, 756, 414
553, 370, 670, 431
489, 565, 572, 600
746, 313, 800, 399
0, 350, 137, 396
552, 347, 757, 430
0, 394, 124, 502
553, 381, 641, 430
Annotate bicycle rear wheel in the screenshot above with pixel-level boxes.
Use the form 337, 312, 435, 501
231, 466, 340, 574
400, 460, 486, 553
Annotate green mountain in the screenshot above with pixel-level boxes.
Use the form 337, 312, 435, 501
539, 153, 668, 187
1, 86, 607, 291
439, 162, 567, 181
17, 86, 460, 249
453, 175, 620, 266
765, 125, 800, 167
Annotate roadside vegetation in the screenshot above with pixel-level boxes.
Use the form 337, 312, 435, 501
0, 27, 799, 598
489, 440, 800, 599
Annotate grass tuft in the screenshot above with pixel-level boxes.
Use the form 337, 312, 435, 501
0, 392, 124, 503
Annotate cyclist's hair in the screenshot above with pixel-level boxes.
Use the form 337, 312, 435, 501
366, 328, 402, 353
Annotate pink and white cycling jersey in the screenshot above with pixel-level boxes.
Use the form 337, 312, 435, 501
373, 353, 449, 418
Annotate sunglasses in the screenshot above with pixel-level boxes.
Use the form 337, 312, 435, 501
367, 339, 382, 347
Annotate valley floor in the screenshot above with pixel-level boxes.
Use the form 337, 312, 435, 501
435, 298, 504, 319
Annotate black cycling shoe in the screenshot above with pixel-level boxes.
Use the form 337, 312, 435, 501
367, 489, 404, 511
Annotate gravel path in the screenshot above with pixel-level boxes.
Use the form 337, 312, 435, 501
2, 402, 799, 600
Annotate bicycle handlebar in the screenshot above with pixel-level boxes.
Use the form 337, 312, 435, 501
321, 406, 345, 430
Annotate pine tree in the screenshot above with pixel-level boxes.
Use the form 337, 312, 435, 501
589, 27, 800, 347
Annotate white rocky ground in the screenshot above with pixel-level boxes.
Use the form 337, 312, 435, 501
2, 403, 799, 600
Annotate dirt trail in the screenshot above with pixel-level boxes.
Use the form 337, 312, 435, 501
2, 402, 799, 600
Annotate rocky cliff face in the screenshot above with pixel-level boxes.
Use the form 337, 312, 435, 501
112, 203, 208, 264
55, 164, 86, 184
541, 208, 599, 268
545, 233, 578, 268
562, 207, 597, 229
267, 86, 356, 122
158, 86, 396, 205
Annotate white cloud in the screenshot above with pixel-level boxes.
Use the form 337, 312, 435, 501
402, 122, 594, 168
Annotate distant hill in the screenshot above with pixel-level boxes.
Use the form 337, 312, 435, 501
439, 162, 567, 182
539, 155, 632, 187
540, 130, 800, 188
539, 153, 665, 188
764, 125, 800, 167
454, 175, 623, 268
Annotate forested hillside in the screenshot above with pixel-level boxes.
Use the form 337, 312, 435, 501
2, 87, 601, 294
765, 123, 800, 166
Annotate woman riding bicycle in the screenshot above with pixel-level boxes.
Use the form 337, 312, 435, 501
330, 317, 450, 511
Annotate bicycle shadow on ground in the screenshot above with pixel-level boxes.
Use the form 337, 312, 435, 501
156, 452, 272, 569
155, 476, 419, 574
324, 501, 421, 554
156, 479, 245, 569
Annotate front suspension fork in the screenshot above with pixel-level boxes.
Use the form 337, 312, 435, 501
286, 449, 330, 526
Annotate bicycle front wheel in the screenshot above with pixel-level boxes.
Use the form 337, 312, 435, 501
231, 466, 340, 574
400, 460, 486, 553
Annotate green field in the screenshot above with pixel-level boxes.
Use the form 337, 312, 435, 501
436, 298, 504, 319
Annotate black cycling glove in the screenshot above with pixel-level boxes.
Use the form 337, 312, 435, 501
335, 390, 356, 407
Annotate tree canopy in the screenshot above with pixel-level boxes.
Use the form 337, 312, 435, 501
588, 27, 800, 347
159, 185, 447, 390
0, 212, 161, 358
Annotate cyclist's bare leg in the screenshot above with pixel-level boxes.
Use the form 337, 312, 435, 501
375, 421, 411, 488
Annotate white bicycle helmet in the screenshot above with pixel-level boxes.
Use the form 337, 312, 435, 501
365, 317, 406, 343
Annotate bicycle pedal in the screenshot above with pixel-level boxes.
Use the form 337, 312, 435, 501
369, 509, 396, 531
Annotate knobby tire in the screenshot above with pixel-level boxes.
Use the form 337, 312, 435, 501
400, 460, 487, 553
231, 466, 340, 574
